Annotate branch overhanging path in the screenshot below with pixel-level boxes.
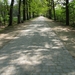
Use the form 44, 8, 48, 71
0, 16, 75, 75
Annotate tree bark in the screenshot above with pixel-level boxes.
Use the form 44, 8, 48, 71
29, 0, 31, 19
48, 0, 52, 19
8, 0, 14, 26
52, 0, 56, 20
23, 0, 26, 21
66, 0, 69, 25
18, 0, 21, 24
26, 0, 29, 20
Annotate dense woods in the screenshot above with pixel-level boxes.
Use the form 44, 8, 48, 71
0, 0, 75, 28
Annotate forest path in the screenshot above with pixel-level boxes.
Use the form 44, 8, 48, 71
0, 16, 75, 75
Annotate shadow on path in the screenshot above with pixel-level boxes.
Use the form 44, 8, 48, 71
0, 16, 75, 75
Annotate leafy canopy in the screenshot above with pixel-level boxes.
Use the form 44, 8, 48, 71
30, 0, 48, 15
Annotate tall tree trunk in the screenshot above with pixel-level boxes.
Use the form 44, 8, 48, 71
26, 0, 29, 20
48, 0, 52, 19
52, 0, 56, 20
23, 0, 26, 22
8, 0, 14, 26
18, 0, 21, 24
66, 0, 69, 25
29, 0, 31, 19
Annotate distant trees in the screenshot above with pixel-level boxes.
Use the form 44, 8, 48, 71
0, 0, 75, 27
69, 0, 75, 25
51, 0, 75, 26
47, 0, 56, 20
0, 0, 9, 25
47, 0, 52, 19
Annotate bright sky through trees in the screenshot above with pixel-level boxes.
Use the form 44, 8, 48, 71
8, 0, 16, 4
8, 0, 11, 3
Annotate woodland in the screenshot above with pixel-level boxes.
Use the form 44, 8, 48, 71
0, 0, 75, 28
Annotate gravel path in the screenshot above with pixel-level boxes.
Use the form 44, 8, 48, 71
0, 16, 75, 75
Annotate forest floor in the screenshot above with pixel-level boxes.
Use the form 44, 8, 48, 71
0, 17, 75, 59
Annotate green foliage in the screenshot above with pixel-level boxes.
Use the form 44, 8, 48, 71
69, 0, 75, 25
55, 4, 66, 22
0, 0, 75, 27
0, 0, 9, 25
55, 5, 62, 21
30, 0, 48, 15
13, 4, 18, 17
55, 0, 75, 26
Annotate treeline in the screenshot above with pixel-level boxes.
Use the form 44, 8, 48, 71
0, 0, 48, 27
0, 0, 75, 27
47, 0, 75, 26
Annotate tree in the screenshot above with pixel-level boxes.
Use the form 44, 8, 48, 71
26, 0, 29, 20
52, 0, 56, 20
8, 0, 14, 26
29, 0, 31, 19
69, 0, 75, 25
66, 0, 69, 25
18, 0, 21, 24
0, 0, 9, 25
46, 0, 56, 20
48, 0, 52, 19
23, 0, 26, 21
30, 0, 48, 17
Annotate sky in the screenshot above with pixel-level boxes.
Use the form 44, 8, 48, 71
8, 0, 17, 4
8, 0, 11, 3
8, 0, 72, 4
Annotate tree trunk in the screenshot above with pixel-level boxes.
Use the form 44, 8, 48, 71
18, 0, 21, 24
48, 0, 52, 19
26, 0, 29, 20
52, 0, 56, 20
23, 0, 26, 22
29, 0, 31, 19
8, 0, 14, 26
66, 0, 69, 25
